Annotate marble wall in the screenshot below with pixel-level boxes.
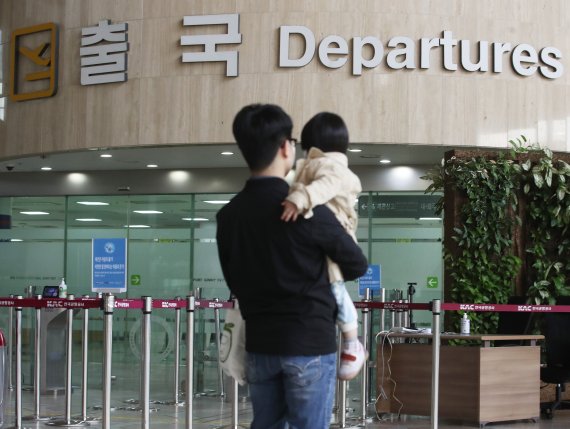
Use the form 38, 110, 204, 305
1, 0, 569, 160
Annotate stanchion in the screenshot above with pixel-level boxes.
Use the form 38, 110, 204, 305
369, 288, 385, 405
22, 295, 50, 422
73, 295, 99, 423
430, 299, 441, 429
332, 329, 342, 422
8, 294, 14, 390
214, 377, 247, 429
213, 298, 225, 398
6, 295, 30, 429
102, 294, 115, 429
185, 295, 195, 429
47, 294, 89, 427
141, 296, 152, 429
359, 288, 372, 423
121, 297, 159, 414
331, 333, 359, 429
153, 297, 185, 406
8, 294, 14, 391
403, 299, 410, 327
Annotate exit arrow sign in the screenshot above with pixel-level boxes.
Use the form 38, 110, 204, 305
427, 276, 439, 288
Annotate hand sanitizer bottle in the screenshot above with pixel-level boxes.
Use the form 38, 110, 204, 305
460, 313, 470, 335
59, 278, 67, 298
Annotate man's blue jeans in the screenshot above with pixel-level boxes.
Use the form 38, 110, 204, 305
246, 352, 337, 429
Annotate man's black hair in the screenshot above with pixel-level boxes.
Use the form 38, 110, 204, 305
232, 104, 293, 172
300, 112, 349, 154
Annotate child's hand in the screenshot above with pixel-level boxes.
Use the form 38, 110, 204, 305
281, 200, 299, 222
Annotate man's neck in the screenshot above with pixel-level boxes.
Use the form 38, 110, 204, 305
251, 165, 287, 178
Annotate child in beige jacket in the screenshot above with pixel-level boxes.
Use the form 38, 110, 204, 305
281, 112, 366, 380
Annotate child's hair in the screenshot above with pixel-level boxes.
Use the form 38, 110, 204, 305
300, 112, 349, 154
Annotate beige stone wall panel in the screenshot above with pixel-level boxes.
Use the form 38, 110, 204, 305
1, 0, 569, 161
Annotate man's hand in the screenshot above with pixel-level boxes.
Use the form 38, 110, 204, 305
281, 200, 299, 222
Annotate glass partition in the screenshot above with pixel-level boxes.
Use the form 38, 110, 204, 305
0, 191, 443, 400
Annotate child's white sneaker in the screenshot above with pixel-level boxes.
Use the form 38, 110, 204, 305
338, 340, 367, 381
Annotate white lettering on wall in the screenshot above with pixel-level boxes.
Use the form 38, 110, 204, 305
386, 36, 416, 70
279, 26, 315, 67
540, 47, 564, 79
319, 35, 348, 69
512, 43, 538, 76
181, 14, 242, 77
352, 37, 383, 75
441, 30, 458, 71
492, 42, 512, 73
460, 40, 489, 72
278, 27, 563, 79
80, 20, 128, 85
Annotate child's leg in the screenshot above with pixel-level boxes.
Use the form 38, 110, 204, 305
331, 281, 367, 381
331, 281, 358, 339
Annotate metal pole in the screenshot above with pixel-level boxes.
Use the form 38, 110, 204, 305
403, 299, 410, 327
231, 379, 239, 428
65, 295, 74, 423
213, 298, 225, 397
360, 288, 371, 422
431, 299, 441, 429
75, 295, 98, 423
407, 283, 416, 329
8, 294, 14, 391
141, 296, 152, 429
333, 330, 342, 419
215, 377, 247, 429
81, 297, 89, 420
23, 295, 49, 422
34, 295, 42, 418
14, 296, 24, 428
47, 295, 88, 427
174, 297, 183, 405
339, 380, 347, 428
370, 288, 386, 402
185, 295, 195, 429
102, 294, 115, 429
379, 288, 386, 332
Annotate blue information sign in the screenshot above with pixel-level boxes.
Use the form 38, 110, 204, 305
359, 264, 381, 296
92, 238, 127, 293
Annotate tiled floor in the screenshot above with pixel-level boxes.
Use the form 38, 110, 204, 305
3, 336, 569, 428
3, 382, 570, 428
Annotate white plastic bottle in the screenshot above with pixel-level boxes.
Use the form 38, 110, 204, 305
59, 277, 67, 298
460, 313, 470, 335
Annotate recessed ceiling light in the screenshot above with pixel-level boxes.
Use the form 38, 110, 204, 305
76, 218, 102, 222
77, 201, 109, 206
182, 217, 209, 221
20, 211, 49, 215
133, 210, 163, 214
348, 148, 362, 153
125, 225, 150, 228
379, 159, 391, 164
100, 154, 112, 158
203, 200, 230, 204
221, 151, 234, 156
41, 166, 52, 171
146, 164, 158, 168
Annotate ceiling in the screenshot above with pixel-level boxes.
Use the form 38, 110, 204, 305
0, 143, 450, 173
0, 143, 448, 231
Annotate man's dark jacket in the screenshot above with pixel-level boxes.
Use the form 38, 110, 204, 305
216, 177, 368, 356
